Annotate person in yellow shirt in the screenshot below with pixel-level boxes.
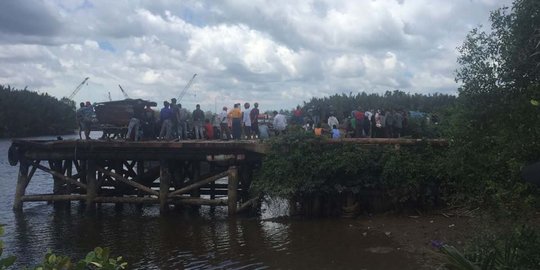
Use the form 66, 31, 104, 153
314, 123, 323, 136
228, 103, 242, 140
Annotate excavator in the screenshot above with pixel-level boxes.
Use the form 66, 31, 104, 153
118, 84, 130, 99
67, 77, 90, 100
178, 73, 197, 102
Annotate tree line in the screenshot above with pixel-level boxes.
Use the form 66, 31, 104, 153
0, 85, 77, 138
302, 90, 456, 120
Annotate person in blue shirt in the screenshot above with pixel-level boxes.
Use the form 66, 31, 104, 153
159, 101, 173, 140
332, 125, 341, 139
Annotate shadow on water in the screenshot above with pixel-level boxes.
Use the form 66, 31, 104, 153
1, 136, 419, 269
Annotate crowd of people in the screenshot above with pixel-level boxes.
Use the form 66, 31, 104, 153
76, 98, 414, 141
290, 106, 409, 139
123, 98, 280, 141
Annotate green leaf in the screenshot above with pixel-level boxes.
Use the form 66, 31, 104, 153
90, 261, 103, 267
48, 254, 56, 264
0, 256, 16, 267
85, 251, 96, 262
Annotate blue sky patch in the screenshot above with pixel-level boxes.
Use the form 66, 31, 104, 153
98, 41, 115, 52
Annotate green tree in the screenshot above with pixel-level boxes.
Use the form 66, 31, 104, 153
0, 85, 77, 138
447, 0, 540, 209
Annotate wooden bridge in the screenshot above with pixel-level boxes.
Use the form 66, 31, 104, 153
8, 138, 447, 216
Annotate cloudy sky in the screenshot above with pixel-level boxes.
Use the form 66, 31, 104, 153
0, 0, 512, 111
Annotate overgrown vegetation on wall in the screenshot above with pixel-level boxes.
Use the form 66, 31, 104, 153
253, 132, 446, 214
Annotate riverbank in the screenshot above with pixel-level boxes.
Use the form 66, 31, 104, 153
354, 212, 478, 269
354, 210, 540, 269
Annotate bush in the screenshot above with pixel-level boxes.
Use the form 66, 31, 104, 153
437, 226, 540, 270
0, 225, 127, 270
253, 131, 446, 211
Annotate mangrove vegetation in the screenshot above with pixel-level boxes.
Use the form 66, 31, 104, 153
0, 85, 77, 138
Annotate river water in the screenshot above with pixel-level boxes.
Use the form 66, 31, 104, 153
0, 134, 419, 269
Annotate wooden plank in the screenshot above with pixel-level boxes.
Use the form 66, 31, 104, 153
32, 162, 87, 190
169, 170, 229, 196
92, 196, 227, 206
96, 167, 159, 196
169, 197, 228, 206
94, 196, 159, 203
21, 194, 86, 202
237, 196, 260, 214
27, 160, 40, 182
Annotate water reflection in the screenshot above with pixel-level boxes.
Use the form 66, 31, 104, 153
9, 203, 419, 269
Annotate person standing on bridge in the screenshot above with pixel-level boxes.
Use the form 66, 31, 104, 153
126, 100, 144, 141
250, 102, 260, 138
159, 101, 173, 140
273, 111, 287, 135
143, 105, 156, 140
81, 101, 95, 140
327, 113, 339, 133
76, 102, 85, 139
219, 106, 231, 140
170, 98, 179, 138
176, 103, 189, 140
242, 102, 252, 139
192, 104, 205, 140
229, 103, 242, 140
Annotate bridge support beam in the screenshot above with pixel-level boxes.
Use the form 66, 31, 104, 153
160, 159, 171, 213
85, 160, 97, 212
228, 166, 239, 216
13, 159, 30, 211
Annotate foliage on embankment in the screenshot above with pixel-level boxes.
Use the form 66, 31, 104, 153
443, 0, 540, 213
0, 85, 77, 138
253, 132, 446, 212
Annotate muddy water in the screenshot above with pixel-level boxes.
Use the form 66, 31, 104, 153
0, 135, 418, 269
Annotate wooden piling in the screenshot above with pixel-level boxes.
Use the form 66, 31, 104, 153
85, 160, 97, 212
13, 159, 30, 211
239, 164, 253, 203
227, 166, 239, 216
159, 159, 171, 213
191, 162, 201, 199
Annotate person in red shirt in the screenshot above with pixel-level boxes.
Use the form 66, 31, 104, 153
354, 107, 365, 137
204, 119, 214, 139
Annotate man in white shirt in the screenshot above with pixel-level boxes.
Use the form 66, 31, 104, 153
219, 106, 231, 140
327, 113, 339, 130
273, 111, 287, 135
242, 102, 252, 139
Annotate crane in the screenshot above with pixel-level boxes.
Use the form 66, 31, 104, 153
118, 84, 130, 99
68, 77, 90, 100
178, 73, 197, 102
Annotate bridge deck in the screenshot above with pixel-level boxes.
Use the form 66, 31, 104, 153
11, 137, 447, 160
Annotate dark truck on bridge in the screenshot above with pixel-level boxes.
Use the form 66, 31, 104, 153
93, 99, 157, 139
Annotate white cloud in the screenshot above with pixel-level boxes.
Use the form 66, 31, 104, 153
0, 0, 513, 110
